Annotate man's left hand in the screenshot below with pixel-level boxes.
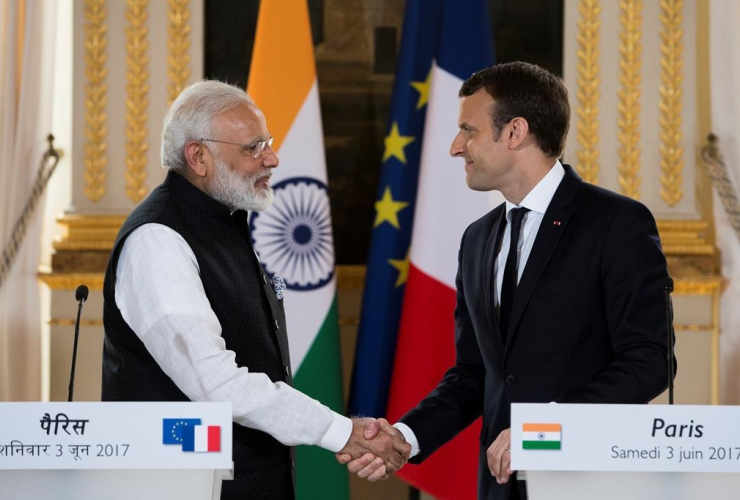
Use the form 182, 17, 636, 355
487, 428, 513, 484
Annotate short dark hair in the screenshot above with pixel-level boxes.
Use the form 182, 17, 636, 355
459, 62, 570, 158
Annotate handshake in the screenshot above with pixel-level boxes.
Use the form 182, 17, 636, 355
335, 417, 411, 481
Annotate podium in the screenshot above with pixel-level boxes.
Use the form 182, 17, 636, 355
511, 403, 740, 500
0, 402, 233, 500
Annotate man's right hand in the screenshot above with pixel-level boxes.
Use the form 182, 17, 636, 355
336, 418, 409, 481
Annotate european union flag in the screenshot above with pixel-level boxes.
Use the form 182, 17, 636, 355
162, 418, 201, 445
349, 0, 445, 418
348, 0, 494, 420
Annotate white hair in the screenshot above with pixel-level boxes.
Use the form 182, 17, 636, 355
161, 80, 255, 173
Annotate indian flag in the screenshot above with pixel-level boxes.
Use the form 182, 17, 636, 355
522, 423, 562, 450
247, 1, 348, 499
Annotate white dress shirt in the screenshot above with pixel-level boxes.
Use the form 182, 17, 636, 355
494, 160, 565, 309
115, 223, 352, 452
395, 161, 566, 457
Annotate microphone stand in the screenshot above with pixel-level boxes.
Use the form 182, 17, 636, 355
665, 278, 675, 405
68, 286, 88, 402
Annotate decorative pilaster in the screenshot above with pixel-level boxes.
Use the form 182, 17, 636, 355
124, 0, 150, 203
658, 0, 685, 206
83, 0, 108, 202
617, 0, 643, 199
575, 0, 601, 184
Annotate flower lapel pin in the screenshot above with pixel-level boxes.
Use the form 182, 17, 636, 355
271, 275, 286, 300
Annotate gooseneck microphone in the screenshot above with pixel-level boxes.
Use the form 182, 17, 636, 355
664, 277, 675, 405
67, 285, 89, 402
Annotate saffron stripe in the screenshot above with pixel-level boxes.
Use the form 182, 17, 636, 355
522, 423, 561, 432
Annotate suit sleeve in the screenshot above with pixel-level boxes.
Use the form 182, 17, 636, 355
399, 227, 486, 462
558, 200, 674, 403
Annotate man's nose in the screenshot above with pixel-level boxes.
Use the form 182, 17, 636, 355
449, 132, 465, 157
262, 145, 279, 168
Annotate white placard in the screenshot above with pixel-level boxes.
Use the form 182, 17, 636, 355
511, 403, 740, 473
0, 403, 232, 470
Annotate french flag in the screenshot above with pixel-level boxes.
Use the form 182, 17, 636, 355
182, 425, 221, 453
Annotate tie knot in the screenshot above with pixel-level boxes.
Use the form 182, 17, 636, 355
509, 207, 529, 229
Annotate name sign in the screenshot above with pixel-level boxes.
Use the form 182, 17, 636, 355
511, 403, 740, 473
0, 402, 232, 470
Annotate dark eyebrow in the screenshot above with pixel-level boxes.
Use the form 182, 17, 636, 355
459, 122, 475, 131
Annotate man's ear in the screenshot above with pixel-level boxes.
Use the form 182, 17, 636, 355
507, 117, 530, 149
184, 141, 208, 177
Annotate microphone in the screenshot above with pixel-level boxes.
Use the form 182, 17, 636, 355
664, 277, 675, 405
68, 285, 89, 402
75, 285, 89, 304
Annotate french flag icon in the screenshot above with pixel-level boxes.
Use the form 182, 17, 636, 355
182, 424, 221, 452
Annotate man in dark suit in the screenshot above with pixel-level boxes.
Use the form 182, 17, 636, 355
343, 62, 674, 498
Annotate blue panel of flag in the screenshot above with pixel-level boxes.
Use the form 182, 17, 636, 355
162, 418, 202, 445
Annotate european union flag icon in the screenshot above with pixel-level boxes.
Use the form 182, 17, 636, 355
162, 418, 202, 445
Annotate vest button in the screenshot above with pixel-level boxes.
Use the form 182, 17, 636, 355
505, 375, 517, 386
284, 365, 291, 377
262, 274, 267, 284
274, 319, 279, 331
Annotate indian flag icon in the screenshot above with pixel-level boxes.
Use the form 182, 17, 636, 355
522, 423, 562, 450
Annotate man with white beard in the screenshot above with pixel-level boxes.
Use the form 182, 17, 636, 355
101, 80, 410, 499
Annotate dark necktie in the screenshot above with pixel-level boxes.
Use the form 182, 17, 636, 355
500, 207, 529, 342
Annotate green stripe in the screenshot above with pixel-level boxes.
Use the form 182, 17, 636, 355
293, 296, 349, 500
523, 441, 561, 450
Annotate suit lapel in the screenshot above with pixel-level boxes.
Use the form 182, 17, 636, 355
505, 166, 581, 356
259, 264, 293, 384
483, 205, 507, 352
233, 210, 293, 383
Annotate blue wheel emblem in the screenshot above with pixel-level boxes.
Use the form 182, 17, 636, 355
249, 177, 335, 291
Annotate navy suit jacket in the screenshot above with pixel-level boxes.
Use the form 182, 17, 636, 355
399, 165, 673, 500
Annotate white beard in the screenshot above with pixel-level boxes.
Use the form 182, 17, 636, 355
207, 156, 274, 212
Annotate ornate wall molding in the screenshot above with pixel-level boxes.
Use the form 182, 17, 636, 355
674, 276, 722, 295
124, 0, 150, 204
167, 0, 192, 107
83, 0, 109, 202
38, 272, 105, 291
49, 318, 104, 327
657, 219, 715, 256
617, 0, 643, 199
575, 0, 601, 184
52, 214, 126, 251
658, 0, 685, 206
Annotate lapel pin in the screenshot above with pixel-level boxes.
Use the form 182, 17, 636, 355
272, 274, 286, 300
553, 220, 562, 226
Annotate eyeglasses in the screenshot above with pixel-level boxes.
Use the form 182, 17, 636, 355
199, 136, 274, 159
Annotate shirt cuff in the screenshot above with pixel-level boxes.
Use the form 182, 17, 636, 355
393, 422, 420, 458
319, 413, 353, 453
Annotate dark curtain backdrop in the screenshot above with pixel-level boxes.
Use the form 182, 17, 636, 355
204, 0, 563, 264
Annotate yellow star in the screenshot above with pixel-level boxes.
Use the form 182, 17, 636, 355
374, 187, 409, 229
410, 69, 432, 110
388, 251, 410, 288
383, 122, 415, 164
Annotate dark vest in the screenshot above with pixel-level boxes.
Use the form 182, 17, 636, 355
102, 171, 294, 499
